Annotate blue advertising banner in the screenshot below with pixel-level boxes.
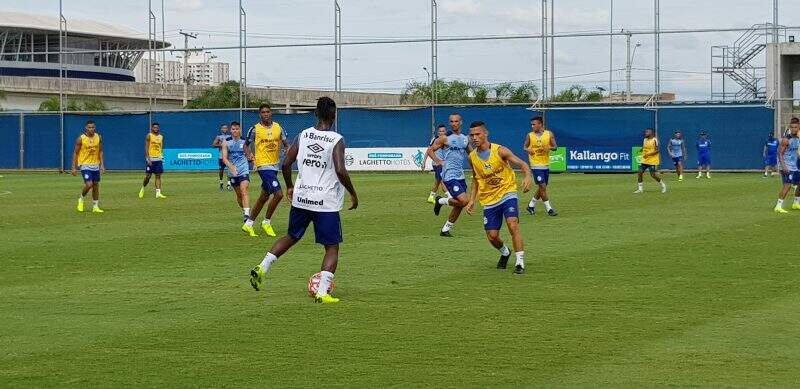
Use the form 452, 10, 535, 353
567, 147, 633, 171
163, 148, 220, 171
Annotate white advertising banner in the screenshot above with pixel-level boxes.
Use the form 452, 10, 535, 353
344, 147, 434, 171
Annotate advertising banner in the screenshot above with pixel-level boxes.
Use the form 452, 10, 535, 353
345, 147, 433, 171
631, 146, 643, 172
163, 148, 220, 171
566, 147, 634, 171
549, 147, 567, 172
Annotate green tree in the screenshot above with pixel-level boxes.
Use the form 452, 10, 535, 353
185, 81, 271, 109
402, 79, 538, 105
551, 85, 603, 102
38, 96, 108, 111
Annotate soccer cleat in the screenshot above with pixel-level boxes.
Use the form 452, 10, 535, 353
433, 195, 444, 215
496, 254, 510, 269
526, 206, 535, 215
77, 198, 84, 212
226, 183, 233, 191
92, 206, 104, 213
792, 203, 800, 210
633, 189, 643, 194
775, 206, 789, 214
155, 193, 167, 199
427, 194, 435, 204
261, 222, 276, 237
315, 293, 340, 304
706, 173, 711, 179
440, 230, 453, 237
678, 175, 684, 181
547, 209, 558, 216
513, 264, 525, 275
242, 224, 258, 237
696, 174, 702, 179
138, 188, 144, 199
249, 265, 265, 291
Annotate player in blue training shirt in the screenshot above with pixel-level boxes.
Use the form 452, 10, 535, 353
427, 113, 472, 237
424, 124, 450, 204
221, 121, 257, 236
775, 121, 800, 213
763, 132, 779, 178
211, 124, 232, 191
667, 130, 687, 181
696, 131, 712, 179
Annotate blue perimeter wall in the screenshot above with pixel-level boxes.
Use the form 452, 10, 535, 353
0, 104, 774, 170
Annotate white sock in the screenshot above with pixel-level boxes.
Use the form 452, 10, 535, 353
262, 218, 271, 225
245, 219, 254, 227
777, 199, 784, 207
528, 198, 537, 208
794, 197, 800, 204
429, 191, 436, 197
317, 271, 334, 296
706, 172, 711, 177
515, 251, 525, 267
92, 200, 99, 207
156, 188, 161, 195
637, 183, 643, 190
660, 181, 666, 189
442, 221, 454, 232
445, 191, 452, 199
243, 207, 250, 217
543, 200, 552, 211
499, 245, 510, 256
438, 197, 449, 205
260, 252, 278, 272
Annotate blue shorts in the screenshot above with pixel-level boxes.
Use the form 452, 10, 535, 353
145, 160, 163, 175
228, 174, 250, 188
258, 169, 282, 194
765, 155, 778, 166
672, 156, 684, 166
287, 206, 343, 245
433, 165, 443, 182
782, 171, 800, 185
443, 179, 468, 199
698, 155, 711, 166
533, 168, 550, 185
483, 197, 519, 231
218, 158, 226, 169
639, 164, 657, 173
80, 169, 101, 183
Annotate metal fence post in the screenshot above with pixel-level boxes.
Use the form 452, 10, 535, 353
19, 112, 24, 170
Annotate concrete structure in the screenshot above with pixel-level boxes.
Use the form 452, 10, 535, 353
135, 53, 230, 86
767, 42, 800, 131
0, 11, 168, 82
0, 76, 402, 111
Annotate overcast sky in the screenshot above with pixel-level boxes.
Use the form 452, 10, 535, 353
7, 0, 800, 100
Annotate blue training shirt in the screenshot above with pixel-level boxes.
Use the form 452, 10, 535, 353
783, 137, 799, 172
669, 138, 684, 157
766, 138, 779, 157
225, 138, 249, 177
442, 133, 469, 181
697, 139, 711, 156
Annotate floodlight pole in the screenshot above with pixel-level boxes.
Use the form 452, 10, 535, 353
179, 30, 197, 107
654, 0, 660, 135
549, 0, 554, 98
431, 0, 438, 139
334, 0, 341, 92
541, 0, 548, 100
609, 0, 613, 96
58, 0, 66, 172
239, 0, 247, 124
148, 0, 157, 126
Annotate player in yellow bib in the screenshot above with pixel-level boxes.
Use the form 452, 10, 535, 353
635, 128, 667, 194
70, 120, 105, 213
524, 116, 558, 216
465, 121, 532, 274
138, 122, 167, 199
244, 104, 290, 237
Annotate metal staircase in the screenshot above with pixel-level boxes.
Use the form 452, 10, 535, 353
711, 23, 786, 101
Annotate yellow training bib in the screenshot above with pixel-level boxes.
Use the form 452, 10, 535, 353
147, 133, 163, 159
527, 130, 552, 168
253, 122, 284, 167
469, 144, 517, 206
77, 133, 101, 166
642, 137, 660, 165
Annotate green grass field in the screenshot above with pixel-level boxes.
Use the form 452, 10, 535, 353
1, 171, 799, 387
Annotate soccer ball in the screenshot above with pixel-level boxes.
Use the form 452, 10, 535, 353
307, 272, 335, 297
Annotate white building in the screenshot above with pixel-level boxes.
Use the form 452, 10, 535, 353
135, 53, 229, 86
